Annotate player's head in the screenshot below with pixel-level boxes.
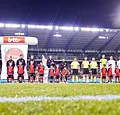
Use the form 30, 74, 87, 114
74, 57, 77, 61
50, 65, 53, 69
31, 55, 34, 60
102, 55, 105, 59
40, 62, 43, 65
49, 55, 52, 59
20, 54, 23, 59
92, 57, 95, 61
56, 64, 59, 68
9, 56, 12, 60
110, 56, 113, 60
62, 59, 65, 62
116, 65, 118, 68
84, 57, 87, 61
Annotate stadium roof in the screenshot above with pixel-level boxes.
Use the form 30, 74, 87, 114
0, 23, 120, 53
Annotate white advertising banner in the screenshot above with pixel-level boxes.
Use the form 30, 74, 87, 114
1, 45, 28, 79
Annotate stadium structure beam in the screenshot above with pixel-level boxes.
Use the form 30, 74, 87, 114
82, 32, 101, 52
99, 31, 120, 52
115, 44, 120, 52
65, 32, 77, 51
46, 30, 54, 49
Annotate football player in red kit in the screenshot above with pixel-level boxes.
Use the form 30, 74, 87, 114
38, 62, 44, 83
115, 65, 120, 83
6, 56, 15, 82
49, 66, 55, 83
16, 54, 26, 83
61, 67, 67, 82
55, 64, 60, 83
108, 64, 113, 82
101, 64, 107, 83
28, 55, 36, 82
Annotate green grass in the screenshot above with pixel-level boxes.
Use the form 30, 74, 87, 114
0, 100, 120, 115
0, 83, 120, 97
0, 83, 120, 115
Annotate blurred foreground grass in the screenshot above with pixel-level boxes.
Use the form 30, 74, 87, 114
0, 83, 120, 97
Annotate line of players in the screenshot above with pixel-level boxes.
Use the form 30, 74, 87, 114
6, 54, 120, 83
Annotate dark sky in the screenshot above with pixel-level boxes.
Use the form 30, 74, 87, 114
0, 0, 120, 28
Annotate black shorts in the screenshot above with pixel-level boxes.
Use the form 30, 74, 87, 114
72, 69, 78, 75
102, 76, 106, 79
40, 74, 44, 77
29, 73, 35, 77
83, 68, 89, 74
109, 75, 113, 78
56, 75, 59, 79
50, 76, 54, 79
18, 74, 24, 80
115, 76, 119, 78
7, 75, 14, 79
91, 69, 97, 74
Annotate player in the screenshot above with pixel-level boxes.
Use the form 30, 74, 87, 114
60, 59, 68, 82
107, 56, 115, 81
28, 55, 36, 82
55, 64, 60, 83
115, 65, 120, 83
38, 62, 44, 83
6, 56, 15, 82
71, 58, 80, 83
117, 57, 120, 69
100, 55, 107, 69
61, 67, 67, 82
90, 57, 98, 83
101, 64, 107, 83
16, 54, 26, 83
47, 56, 55, 68
49, 66, 55, 83
108, 64, 113, 83
82, 57, 89, 83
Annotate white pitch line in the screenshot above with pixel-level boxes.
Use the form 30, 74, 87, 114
0, 95, 120, 102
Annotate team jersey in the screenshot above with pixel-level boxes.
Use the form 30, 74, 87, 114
82, 61, 89, 68
60, 62, 68, 70
107, 60, 115, 74
71, 61, 79, 69
47, 59, 55, 68
6, 60, 15, 75
7, 66, 14, 75
49, 69, 54, 76
29, 65, 35, 73
55, 68, 60, 76
117, 60, 120, 69
115, 68, 120, 76
108, 67, 112, 76
62, 68, 67, 76
100, 58, 107, 68
38, 65, 44, 74
16, 58, 25, 66
17, 65, 24, 74
90, 61, 97, 69
102, 67, 107, 76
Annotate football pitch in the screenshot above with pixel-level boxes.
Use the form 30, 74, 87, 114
0, 83, 120, 115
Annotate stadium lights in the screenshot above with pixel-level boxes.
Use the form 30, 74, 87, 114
59, 26, 73, 31
55, 26, 59, 30
5, 24, 21, 28
74, 27, 79, 31
28, 25, 53, 30
0, 23, 4, 27
53, 34, 62, 37
21, 24, 25, 28
105, 29, 109, 32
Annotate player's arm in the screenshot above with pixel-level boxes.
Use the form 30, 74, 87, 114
13, 61, 15, 68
